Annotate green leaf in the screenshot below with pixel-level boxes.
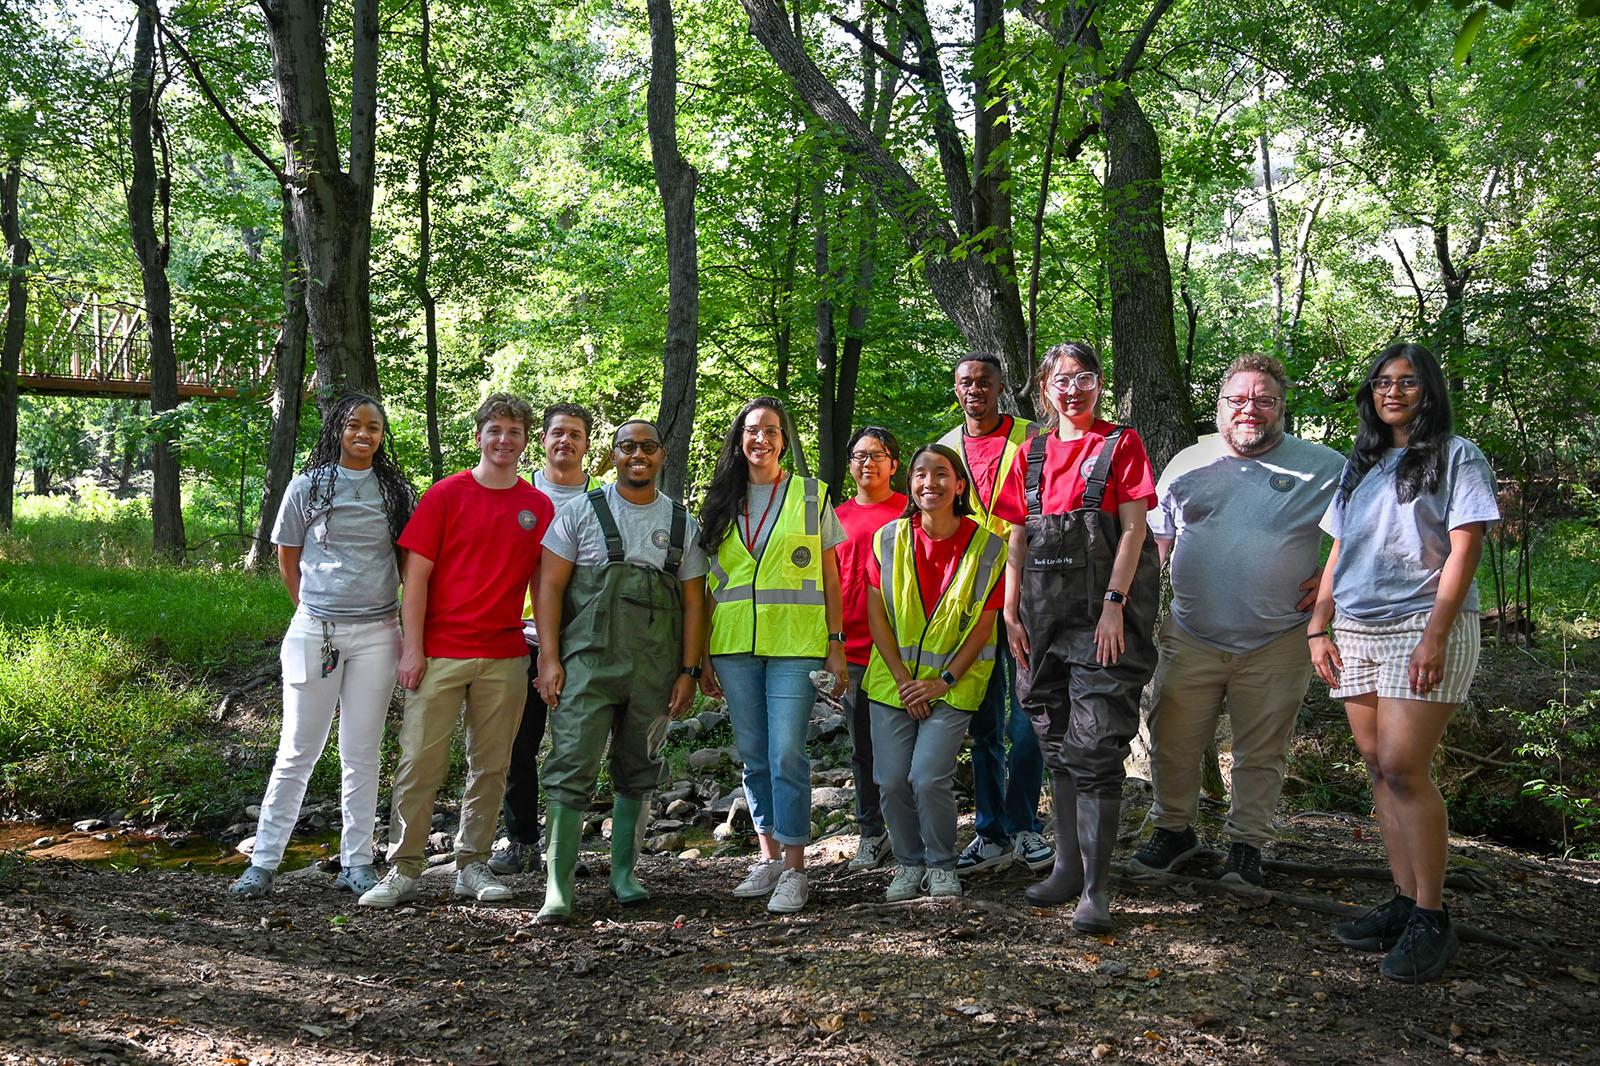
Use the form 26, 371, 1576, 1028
1412, 0, 1434, 13
1454, 5, 1489, 66
1489, 0, 1515, 9
1579, 0, 1600, 17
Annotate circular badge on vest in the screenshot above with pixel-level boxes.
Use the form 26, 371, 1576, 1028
1269, 473, 1295, 493
651, 528, 671, 549
517, 509, 538, 530
791, 545, 812, 568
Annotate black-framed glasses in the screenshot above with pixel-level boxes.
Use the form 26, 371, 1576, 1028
1222, 395, 1282, 411
743, 425, 782, 441
615, 439, 662, 455
1048, 371, 1099, 391
849, 451, 890, 466
1369, 376, 1420, 394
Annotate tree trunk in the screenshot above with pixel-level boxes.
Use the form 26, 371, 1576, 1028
1101, 87, 1192, 472
416, 0, 443, 482
0, 151, 29, 531
258, 0, 380, 411
129, 0, 185, 562
971, 0, 1031, 393
1257, 74, 1284, 354
646, 0, 699, 500
813, 164, 839, 488
246, 183, 308, 571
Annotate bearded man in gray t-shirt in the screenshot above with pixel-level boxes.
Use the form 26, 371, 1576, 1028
1128, 354, 1344, 888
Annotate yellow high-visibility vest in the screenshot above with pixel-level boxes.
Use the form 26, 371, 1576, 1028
707, 476, 829, 659
938, 417, 1035, 537
863, 518, 1007, 712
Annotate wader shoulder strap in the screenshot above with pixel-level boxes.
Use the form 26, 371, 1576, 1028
1024, 433, 1050, 517
1082, 427, 1125, 513
664, 501, 688, 579
585, 488, 626, 564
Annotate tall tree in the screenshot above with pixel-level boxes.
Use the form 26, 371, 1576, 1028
128, 0, 185, 561
0, 142, 27, 532
414, 0, 444, 482
646, 0, 699, 498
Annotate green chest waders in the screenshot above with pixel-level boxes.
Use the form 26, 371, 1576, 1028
538, 490, 688, 922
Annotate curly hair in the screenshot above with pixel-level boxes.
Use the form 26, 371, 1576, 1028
475, 393, 535, 435
301, 393, 417, 558
1219, 353, 1289, 398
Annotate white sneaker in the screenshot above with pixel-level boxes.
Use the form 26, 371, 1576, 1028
732, 858, 785, 898
358, 869, 419, 908
886, 864, 927, 902
454, 862, 515, 902
1012, 829, 1055, 872
926, 867, 962, 897
766, 869, 810, 914
848, 832, 891, 872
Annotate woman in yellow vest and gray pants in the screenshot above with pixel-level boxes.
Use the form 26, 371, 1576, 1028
865, 444, 1007, 902
699, 398, 849, 915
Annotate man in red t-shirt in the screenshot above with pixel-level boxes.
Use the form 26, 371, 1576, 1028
834, 427, 908, 871
359, 393, 555, 909
934, 353, 1052, 876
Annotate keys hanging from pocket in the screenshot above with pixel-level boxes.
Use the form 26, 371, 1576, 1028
320, 624, 341, 678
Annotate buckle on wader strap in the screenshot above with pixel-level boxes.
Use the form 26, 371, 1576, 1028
1024, 427, 1125, 518
585, 487, 689, 578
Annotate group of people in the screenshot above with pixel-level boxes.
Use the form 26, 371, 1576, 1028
227, 339, 1498, 986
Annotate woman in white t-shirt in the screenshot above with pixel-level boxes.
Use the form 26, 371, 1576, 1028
1306, 343, 1499, 983
230, 393, 417, 900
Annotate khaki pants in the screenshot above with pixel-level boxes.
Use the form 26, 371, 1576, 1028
1147, 620, 1311, 848
385, 654, 528, 877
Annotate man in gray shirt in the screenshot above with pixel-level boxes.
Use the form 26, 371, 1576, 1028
1129, 354, 1344, 887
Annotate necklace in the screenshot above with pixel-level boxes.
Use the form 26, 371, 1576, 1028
742, 476, 783, 554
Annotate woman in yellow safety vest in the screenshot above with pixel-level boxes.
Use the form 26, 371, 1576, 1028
698, 397, 848, 915
864, 444, 1007, 902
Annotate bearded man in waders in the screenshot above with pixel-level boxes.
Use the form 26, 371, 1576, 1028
532, 420, 708, 924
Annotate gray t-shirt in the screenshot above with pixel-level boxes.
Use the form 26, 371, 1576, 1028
1321, 436, 1500, 623
534, 470, 593, 512
272, 464, 400, 621
1151, 434, 1344, 653
738, 476, 846, 559
543, 484, 710, 579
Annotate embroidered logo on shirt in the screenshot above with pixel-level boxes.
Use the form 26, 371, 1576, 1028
517, 509, 538, 530
1269, 473, 1295, 493
1079, 453, 1101, 479
791, 546, 813, 568
651, 529, 671, 549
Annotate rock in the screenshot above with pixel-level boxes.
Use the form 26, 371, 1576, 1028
222, 822, 253, 840
422, 855, 455, 873
709, 791, 743, 814
723, 796, 753, 831
659, 784, 696, 805
678, 848, 703, 860
650, 819, 686, 833
815, 714, 846, 737
93, 832, 115, 842
810, 786, 855, 812
601, 817, 614, 839
645, 832, 684, 852
712, 823, 738, 842
695, 710, 728, 734
236, 835, 257, 855
431, 812, 447, 829
29, 837, 55, 849
811, 767, 853, 786
667, 718, 703, 743
688, 747, 729, 771
243, 805, 261, 819
1095, 960, 1129, 977
73, 818, 108, 833
665, 798, 697, 819
427, 831, 453, 852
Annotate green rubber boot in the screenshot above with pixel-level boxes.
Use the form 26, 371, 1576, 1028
609, 793, 651, 906
536, 802, 583, 925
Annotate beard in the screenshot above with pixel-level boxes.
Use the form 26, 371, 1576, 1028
1222, 419, 1284, 457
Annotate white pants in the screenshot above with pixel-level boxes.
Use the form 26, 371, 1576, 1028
251, 610, 400, 870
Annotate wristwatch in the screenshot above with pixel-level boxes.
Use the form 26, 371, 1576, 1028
680, 665, 703, 679
1104, 588, 1127, 605
939, 669, 958, 688
828, 632, 848, 644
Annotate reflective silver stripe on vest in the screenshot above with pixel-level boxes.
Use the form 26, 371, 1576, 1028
803, 478, 820, 536
877, 522, 900, 630
708, 554, 730, 591
713, 583, 753, 603
753, 588, 827, 607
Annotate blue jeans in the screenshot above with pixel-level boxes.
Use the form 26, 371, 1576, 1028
715, 654, 820, 846
967, 628, 1044, 843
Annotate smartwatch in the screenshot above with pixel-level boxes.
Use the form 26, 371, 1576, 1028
1104, 589, 1127, 605
680, 665, 703, 679
829, 632, 848, 644
939, 669, 958, 688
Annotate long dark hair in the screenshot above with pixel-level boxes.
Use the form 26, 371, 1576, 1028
698, 397, 791, 553
1036, 341, 1103, 434
900, 443, 974, 519
302, 393, 418, 555
1338, 343, 1453, 506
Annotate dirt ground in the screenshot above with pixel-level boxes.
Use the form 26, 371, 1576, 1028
3, 803, 1598, 1066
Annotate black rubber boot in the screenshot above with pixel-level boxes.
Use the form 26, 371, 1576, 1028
1073, 791, 1123, 934
1026, 772, 1083, 906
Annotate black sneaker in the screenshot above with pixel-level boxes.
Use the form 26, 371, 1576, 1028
1380, 906, 1458, 983
1218, 842, 1263, 887
1127, 826, 1203, 876
1333, 888, 1415, 951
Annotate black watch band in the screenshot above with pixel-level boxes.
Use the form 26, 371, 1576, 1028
680, 665, 703, 679
828, 631, 848, 644
939, 669, 958, 687
1104, 588, 1127, 604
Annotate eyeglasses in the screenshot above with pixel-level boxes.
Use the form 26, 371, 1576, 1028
743, 425, 782, 441
615, 439, 662, 455
1048, 372, 1099, 391
1222, 395, 1282, 411
850, 451, 890, 466
1369, 376, 1420, 394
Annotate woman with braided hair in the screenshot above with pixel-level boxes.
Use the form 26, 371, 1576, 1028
230, 393, 418, 899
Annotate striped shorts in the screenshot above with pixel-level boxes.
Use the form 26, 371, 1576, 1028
1329, 609, 1481, 704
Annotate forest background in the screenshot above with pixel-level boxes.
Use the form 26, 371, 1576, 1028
0, 0, 1598, 859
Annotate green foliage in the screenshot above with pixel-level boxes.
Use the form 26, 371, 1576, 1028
1512, 689, 1600, 857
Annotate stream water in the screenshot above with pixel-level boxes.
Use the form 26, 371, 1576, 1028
1, 822, 341, 875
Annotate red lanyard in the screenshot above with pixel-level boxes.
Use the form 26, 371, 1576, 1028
742, 477, 783, 554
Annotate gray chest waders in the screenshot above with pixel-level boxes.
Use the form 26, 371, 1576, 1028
538, 490, 689, 922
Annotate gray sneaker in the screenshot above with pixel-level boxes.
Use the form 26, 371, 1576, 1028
848, 832, 891, 872
488, 839, 537, 876
335, 864, 380, 894
228, 865, 274, 898
955, 835, 1014, 874
454, 862, 515, 902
